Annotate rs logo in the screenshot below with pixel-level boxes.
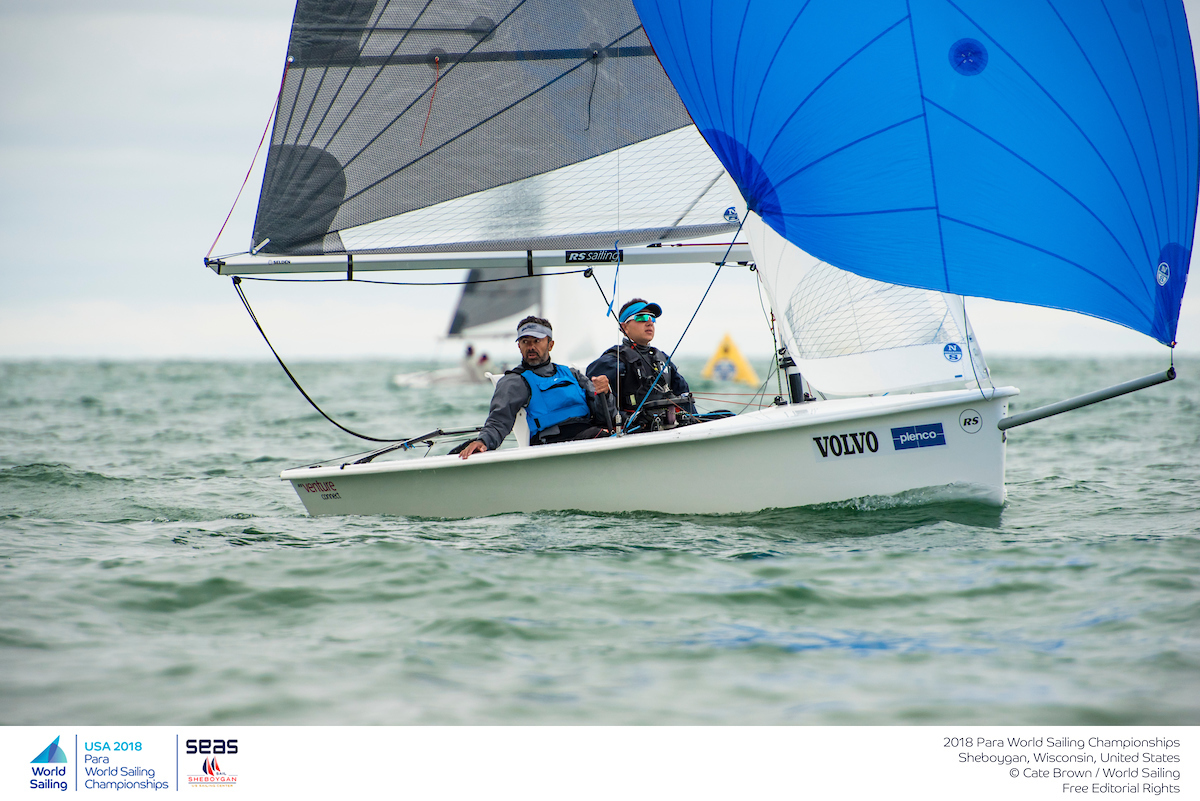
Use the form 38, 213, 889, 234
959, 409, 982, 434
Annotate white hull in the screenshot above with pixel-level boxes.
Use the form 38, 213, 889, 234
282, 387, 1017, 518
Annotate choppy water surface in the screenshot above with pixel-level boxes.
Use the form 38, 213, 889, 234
1, 357, 1197, 724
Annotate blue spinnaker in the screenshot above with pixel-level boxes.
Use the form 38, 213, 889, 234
633, 0, 1197, 344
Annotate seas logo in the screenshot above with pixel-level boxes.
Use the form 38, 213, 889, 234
185, 739, 238, 787
31, 736, 69, 791
891, 423, 947, 450
813, 430, 879, 458
943, 343, 963, 362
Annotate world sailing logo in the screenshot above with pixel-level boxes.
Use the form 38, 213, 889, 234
31, 736, 68, 764
30, 736, 69, 792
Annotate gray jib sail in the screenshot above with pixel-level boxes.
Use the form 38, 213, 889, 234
251, 0, 738, 257
447, 268, 541, 337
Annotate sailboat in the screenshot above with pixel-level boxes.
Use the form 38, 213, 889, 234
207, 0, 1194, 518
390, 266, 538, 388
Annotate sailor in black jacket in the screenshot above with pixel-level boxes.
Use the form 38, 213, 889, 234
586, 298, 696, 422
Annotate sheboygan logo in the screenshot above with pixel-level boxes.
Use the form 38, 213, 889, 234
187, 758, 238, 788
186, 739, 238, 788
30, 736, 68, 791
891, 423, 947, 450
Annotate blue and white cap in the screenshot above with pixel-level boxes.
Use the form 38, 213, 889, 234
515, 321, 553, 341
618, 301, 663, 323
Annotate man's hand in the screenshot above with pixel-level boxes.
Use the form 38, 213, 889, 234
591, 375, 610, 394
458, 440, 488, 459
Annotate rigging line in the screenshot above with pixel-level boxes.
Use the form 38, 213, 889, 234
418, 56, 441, 147
959, 296, 993, 403
231, 277, 408, 443
236, 268, 590, 286
622, 217, 747, 432
584, 49, 600, 130
207, 63, 286, 259
586, 268, 611, 308
752, 264, 785, 400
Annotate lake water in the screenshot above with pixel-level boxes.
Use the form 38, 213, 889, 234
1, 357, 1197, 725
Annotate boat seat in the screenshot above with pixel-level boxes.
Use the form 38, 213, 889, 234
484, 372, 529, 447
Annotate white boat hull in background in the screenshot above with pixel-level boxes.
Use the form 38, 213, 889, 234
282, 387, 1017, 518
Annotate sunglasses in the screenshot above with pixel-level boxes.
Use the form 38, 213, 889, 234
627, 313, 656, 322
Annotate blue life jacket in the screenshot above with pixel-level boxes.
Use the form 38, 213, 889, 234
514, 364, 592, 439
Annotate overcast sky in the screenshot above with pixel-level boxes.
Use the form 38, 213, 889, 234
1, 0, 1197, 362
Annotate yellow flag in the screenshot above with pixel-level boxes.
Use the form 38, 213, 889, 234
701, 333, 760, 385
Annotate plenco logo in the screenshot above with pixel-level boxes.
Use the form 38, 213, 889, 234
812, 431, 879, 458
891, 423, 947, 450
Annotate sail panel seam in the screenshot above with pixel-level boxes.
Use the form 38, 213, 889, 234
770, 114, 925, 194
757, 8, 892, 169
958, 0, 1156, 271
1041, 0, 1160, 266
1099, 0, 1171, 245
744, 1, 814, 162
905, 1, 950, 293
336, 26, 653, 215
940, 214, 1151, 326
924, 98, 1149, 303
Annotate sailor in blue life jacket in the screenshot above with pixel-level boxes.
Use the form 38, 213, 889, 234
586, 298, 696, 428
456, 316, 615, 459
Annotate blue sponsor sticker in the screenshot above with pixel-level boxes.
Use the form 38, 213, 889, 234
943, 343, 963, 362
891, 422, 947, 451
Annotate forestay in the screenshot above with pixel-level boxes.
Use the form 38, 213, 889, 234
252, 0, 739, 257
634, 0, 1198, 345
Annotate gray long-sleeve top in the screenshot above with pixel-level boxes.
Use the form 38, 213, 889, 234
476, 360, 615, 450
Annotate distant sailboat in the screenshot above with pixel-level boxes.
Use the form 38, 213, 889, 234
207, 0, 1194, 518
